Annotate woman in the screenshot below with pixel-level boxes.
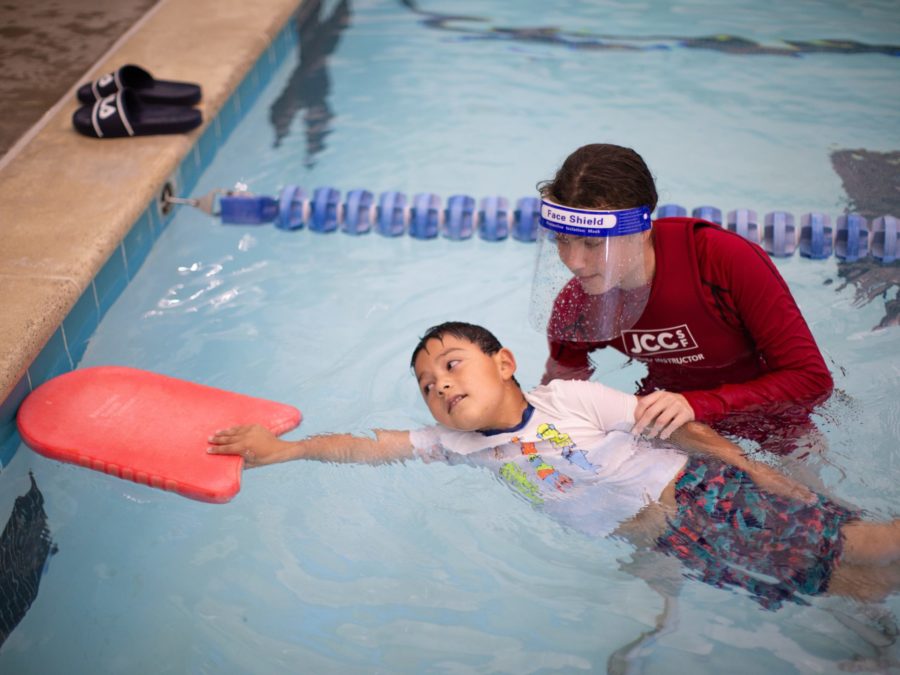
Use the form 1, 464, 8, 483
531, 143, 833, 450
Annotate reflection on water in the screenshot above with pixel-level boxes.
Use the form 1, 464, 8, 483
834, 262, 900, 329
399, 0, 900, 57
0, 474, 56, 648
830, 149, 900, 330
269, 0, 352, 164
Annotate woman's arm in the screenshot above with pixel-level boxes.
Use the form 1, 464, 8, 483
207, 425, 414, 467
668, 421, 815, 503
681, 230, 833, 424
633, 231, 833, 437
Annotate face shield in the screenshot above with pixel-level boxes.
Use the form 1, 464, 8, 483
530, 199, 653, 343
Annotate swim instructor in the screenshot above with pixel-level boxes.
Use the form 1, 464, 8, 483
530, 143, 833, 450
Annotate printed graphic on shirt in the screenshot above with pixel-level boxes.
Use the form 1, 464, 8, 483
500, 463, 543, 504
498, 423, 599, 503
536, 423, 596, 472
621, 324, 701, 358
525, 440, 573, 488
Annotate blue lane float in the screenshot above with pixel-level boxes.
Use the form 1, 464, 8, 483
764, 212, 797, 258
836, 213, 868, 262
656, 203, 686, 218
514, 197, 540, 242
727, 209, 759, 244
343, 189, 374, 235
873, 215, 898, 263
219, 193, 279, 224
378, 191, 406, 237
800, 213, 833, 259
410, 193, 441, 239
277, 185, 305, 230
310, 187, 340, 233
445, 195, 475, 240
480, 196, 509, 241
692, 205, 722, 225
192, 186, 899, 264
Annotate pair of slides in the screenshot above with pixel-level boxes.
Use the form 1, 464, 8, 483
72, 64, 203, 138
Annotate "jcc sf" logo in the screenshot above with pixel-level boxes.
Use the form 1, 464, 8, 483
622, 324, 698, 355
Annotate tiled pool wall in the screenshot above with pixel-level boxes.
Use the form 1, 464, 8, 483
0, 16, 301, 468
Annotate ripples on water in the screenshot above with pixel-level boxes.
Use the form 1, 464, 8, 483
3, 0, 900, 671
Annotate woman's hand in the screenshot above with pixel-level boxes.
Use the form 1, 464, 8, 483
208, 424, 290, 467
633, 391, 695, 439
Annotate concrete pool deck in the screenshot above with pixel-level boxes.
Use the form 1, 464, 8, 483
0, 0, 302, 408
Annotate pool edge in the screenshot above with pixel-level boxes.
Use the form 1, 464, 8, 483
0, 0, 305, 465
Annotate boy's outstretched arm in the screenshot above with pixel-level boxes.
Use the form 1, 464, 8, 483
667, 421, 816, 504
208, 425, 414, 467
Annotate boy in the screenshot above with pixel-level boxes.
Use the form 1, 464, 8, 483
208, 322, 900, 605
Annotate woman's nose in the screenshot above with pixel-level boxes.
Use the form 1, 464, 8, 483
561, 244, 586, 272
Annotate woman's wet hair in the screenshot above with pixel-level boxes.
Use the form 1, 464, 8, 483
538, 143, 658, 212
410, 321, 504, 368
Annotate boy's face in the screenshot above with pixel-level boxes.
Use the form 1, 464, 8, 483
413, 335, 516, 431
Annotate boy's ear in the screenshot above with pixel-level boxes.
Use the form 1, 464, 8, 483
494, 347, 517, 380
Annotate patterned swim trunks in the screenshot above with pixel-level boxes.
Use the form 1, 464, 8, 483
655, 456, 858, 609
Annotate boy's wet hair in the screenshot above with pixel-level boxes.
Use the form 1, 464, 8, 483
410, 321, 504, 368
538, 143, 658, 212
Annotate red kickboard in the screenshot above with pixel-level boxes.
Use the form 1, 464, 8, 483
16, 366, 301, 503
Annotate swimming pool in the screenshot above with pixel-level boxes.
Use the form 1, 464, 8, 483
2, 0, 900, 671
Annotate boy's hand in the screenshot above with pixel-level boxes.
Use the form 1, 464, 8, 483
633, 391, 695, 439
208, 424, 288, 467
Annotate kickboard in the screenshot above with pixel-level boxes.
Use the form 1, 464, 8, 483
16, 366, 301, 503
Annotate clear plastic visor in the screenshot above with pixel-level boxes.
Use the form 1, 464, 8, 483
530, 206, 653, 343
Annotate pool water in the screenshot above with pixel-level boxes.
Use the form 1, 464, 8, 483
2, 0, 900, 671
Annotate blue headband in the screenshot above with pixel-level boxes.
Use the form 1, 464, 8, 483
539, 199, 652, 237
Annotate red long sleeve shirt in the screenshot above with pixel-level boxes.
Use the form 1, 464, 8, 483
545, 218, 833, 429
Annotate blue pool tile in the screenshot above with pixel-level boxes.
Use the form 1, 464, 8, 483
268, 28, 284, 63
272, 24, 297, 67
123, 208, 155, 280
0, 376, 29, 468
0, 375, 29, 429
251, 48, 272, 86
264, 40, 278, 68
178, 146, 202, 196
62, 284, 100, 367
261, 29, 287, 81
237, 69, 262, 111
149, 194, 167, 236
196, 124, 220, 175
280, 17, 299, 54
28, 327, 71, 389
94, 245, 128, 317
0, 422, 21, 469
216, 96, 242, 142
